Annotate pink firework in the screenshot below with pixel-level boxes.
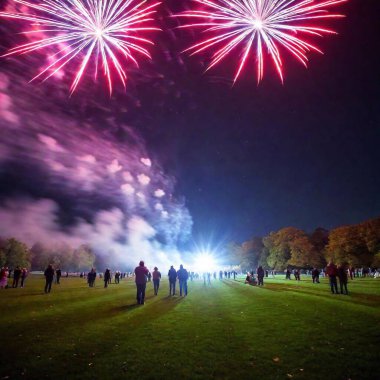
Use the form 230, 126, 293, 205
1, 0, 161, 94
178, 0, 347, 83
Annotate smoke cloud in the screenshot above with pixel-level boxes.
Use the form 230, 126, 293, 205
0, 70, 193, 269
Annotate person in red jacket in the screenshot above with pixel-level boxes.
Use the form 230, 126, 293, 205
134, 261, 149, 305
325, 262, 338, 294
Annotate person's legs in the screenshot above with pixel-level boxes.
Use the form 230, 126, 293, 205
179, 281, 183, 296
184, 281, 188, 296
48, 280, 52, 293
139, 283, 146, 304
136, 284, 141, 304
44, 280, 48, 293
343, 281, 348, 295
329, 277, 335, 293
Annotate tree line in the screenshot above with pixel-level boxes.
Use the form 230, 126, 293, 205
225, 217, 380, 271
1, 217, 379, 271
0, 239, 97, 271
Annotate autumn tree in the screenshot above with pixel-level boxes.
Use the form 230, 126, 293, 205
1, 238, 31, 269
240, 237, 264, 270
72, 244, 95, 271
326, 225, 371, 266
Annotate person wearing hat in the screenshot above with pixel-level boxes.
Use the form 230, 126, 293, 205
134, 260, 149, 305
152, 267, 161, 295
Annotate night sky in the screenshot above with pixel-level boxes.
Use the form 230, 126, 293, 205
0, 0, 379, 260
142, 0, 380, 241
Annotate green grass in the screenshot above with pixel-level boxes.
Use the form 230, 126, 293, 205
1, 275, 379, 379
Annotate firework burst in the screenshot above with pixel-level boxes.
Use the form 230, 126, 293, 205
1, 0, 161, 94
178, 0, 346, 83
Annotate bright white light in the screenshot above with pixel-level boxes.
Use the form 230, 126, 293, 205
193, 253, 217, 272
94, 27, 105, 38
253, 19, 263, 30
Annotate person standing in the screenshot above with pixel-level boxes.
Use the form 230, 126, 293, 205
55, 268, 62, 284
312, 268, 320, 283
88, 268, 96, 287
115, 271, 120, 284
0, 267, 9, 289
337, 264, 349, 295
152, 267, 161, 295
20, 268, 28, 288
44, 264, 55, 293
257, 266, 264, 286
168, 265, 177, 296
134, 261, 149, 305
104, 268, 111, 288
177, 264, 189, 296
349, 266, 354, 280
325, 262, 339, 294
12, 266, 21, 288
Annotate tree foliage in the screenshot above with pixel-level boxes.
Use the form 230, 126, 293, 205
0, 238, 31, 268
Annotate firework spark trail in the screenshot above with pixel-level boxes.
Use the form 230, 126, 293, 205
0, 0, 161, 94
177, 0, 347, 83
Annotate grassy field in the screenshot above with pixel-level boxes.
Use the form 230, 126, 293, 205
1, 274, 379, 380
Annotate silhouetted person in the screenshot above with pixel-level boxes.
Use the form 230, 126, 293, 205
44, 264, 54, 293
219, 270, 223, 280
115, 271, 120, 284
349, 266, 354, 280
88, 268, 96, 287
294, 269, 300, 281
168, 265, 177, 296
233, 271, 236, 280
134, 261, 149, 305
147, 272, 152, 282
152, 267, 161, 295
104, 268, 111, 288
20, 268, 28, 288
312, 268, 320, 283
257, 266, 264, 286
337, 264, 348, 295
55, 268, 62, 284
326, 262, 338, 294
12, 266, 21, 288
285, 269, 291, 280
177, 264, 189, 296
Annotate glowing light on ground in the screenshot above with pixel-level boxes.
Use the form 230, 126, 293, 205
0, 0, 161, 94
178, 0, 346, 83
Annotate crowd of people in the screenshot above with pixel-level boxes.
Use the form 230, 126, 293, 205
1, 262, 379, 300
0, 266, 28, 289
